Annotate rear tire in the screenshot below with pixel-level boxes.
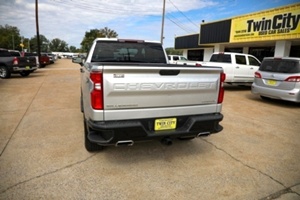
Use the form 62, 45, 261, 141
260, 96, 270, 100
83, 115, 104, 152
80, 94, 84, 113
20, 71, 30, 77
0, 65, 11, 78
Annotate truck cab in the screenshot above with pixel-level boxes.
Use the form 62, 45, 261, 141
200, 52, 261, 85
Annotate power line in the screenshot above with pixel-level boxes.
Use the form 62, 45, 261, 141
166, 14, 198, 33
51, 0, 161, 15
167, 0, 199, 28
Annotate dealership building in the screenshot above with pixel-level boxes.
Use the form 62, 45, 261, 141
174, 2, 300, 61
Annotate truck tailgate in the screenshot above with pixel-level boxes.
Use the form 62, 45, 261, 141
18, 57, 37, 67
102, 65, 223, 120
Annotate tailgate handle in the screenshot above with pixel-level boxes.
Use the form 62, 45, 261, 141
159, 70, 180, 76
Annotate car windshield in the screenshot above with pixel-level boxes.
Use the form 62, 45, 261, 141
91, 41, 167, 63
259, 59, 300, 73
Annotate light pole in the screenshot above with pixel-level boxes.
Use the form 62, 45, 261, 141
160, 0, 166, 45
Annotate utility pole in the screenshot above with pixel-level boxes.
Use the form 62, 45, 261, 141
35, 0, 41, 61
12, 35, 15, 49
160, 0, 166, 45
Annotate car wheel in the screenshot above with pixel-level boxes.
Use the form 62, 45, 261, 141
83, 115, 104, 152
0, 65, 11, 78
20, 71, 30, 77
260, 95, 270, 100
80, 93, 84, 113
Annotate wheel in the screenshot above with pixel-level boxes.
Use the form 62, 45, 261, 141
0, 65, 11, 78
83, 115, 104, 152
40, 64, 46, 68
20, 71, 30, 77
260, 95, 270, 100
80, 94, 84, 113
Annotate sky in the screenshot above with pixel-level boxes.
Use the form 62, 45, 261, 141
0, 0, 299, 49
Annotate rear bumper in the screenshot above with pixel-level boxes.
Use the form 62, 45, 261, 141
13, 66, 38, 72
86, 113, 223, 145
252, 84, 300, 103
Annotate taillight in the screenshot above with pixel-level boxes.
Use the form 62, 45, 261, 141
218, 72, 226, 104
90, 71, 103, 110
254, 72, 262, 78
12, 57, 19, 65
195, 63, 202, 67
285, 76, 300, 82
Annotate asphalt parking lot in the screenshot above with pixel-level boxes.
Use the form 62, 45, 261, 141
0, 59, 299, 200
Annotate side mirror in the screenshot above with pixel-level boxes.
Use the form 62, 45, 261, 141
72, 57, 83, 64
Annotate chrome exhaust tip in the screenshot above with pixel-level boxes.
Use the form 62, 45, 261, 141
115, 140, 134, 147
197, 132, 210, 137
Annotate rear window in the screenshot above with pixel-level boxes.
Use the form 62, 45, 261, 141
0, 50, 20, 57
9, 51, 21, 57
24, 52, 37, 56
260, 59, 300, 73
0, 50, 11, 57
92, 41, 167, 63
210, 54, 231, 63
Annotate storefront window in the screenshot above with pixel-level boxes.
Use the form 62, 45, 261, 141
187, 50, 204, 61
249, 47, 274, 61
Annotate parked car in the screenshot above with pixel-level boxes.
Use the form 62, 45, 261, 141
251, 57, 300, 103
46, 53, 56, 64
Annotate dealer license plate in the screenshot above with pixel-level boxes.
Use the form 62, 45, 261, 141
266, 79, 277, 86
154, 118, 177, 131
25, 66, 30, 70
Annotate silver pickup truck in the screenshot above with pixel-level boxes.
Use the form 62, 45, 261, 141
73, 38, 225, 152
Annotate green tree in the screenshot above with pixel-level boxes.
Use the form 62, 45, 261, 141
0, 24, 21, 50
69, 46, 78, 52
99, 27, 118, 38
80, 27, 118, 52
49, 38, 69, 52
165, 48, 183, 55
30, 35, 49, 52
80, 29, 101, 52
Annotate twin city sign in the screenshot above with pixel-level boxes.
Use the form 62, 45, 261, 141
230, 3, 300, 42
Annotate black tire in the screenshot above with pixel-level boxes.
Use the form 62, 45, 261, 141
0, 65, 11, 78
80, 94, 84, 113
83, 115, 104, 152
260, 95, 270, 100
20, 71, 30, 77
40, 64, 46, 68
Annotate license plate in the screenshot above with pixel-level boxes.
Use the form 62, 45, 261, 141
154, 118, 177, 131
266, 79, 277, 86
25, 66, 30, 70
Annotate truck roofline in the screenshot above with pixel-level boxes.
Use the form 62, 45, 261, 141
93, 38, 161, 44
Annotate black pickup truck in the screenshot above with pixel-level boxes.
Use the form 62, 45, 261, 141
0, 48, 38, 78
